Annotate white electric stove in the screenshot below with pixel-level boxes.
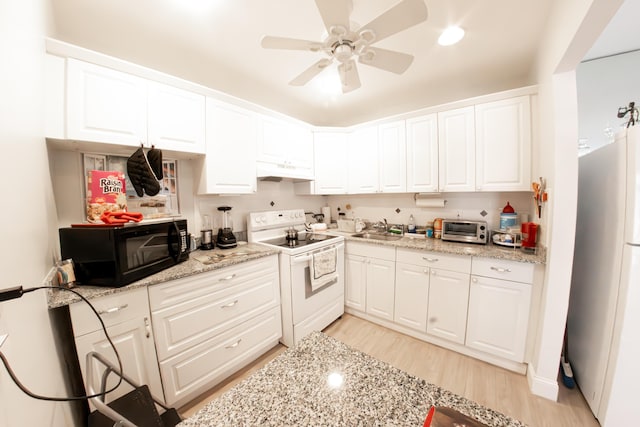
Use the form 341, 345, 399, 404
247, 209, 345, 347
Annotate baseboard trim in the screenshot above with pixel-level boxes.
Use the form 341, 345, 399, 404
526, 363, 559, 401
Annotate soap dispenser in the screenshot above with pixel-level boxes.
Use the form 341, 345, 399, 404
408, 214, 416, 233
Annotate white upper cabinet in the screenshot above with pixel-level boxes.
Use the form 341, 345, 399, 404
348, 126, 379, 194
311, 132, 349, 194
475, 96, 532, 191
406, 114, 439, 193
438, 106, 475, 192
67, 59, 147, 146
64, 59, 205, 154
257, 116, 314, 179
198, 99, 257, 194
147, 82, 206, 154
378, 121, 407, 193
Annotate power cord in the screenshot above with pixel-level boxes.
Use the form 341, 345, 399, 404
0, 285, 124, 401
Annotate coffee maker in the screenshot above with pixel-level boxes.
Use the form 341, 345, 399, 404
216, 206, 237, 249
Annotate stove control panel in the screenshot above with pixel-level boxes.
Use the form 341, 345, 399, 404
248, 209, 306, 230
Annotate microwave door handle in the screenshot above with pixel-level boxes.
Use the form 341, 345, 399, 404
168, 221, 179, 262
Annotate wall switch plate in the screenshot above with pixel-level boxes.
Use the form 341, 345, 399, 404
0, 334, 7, 348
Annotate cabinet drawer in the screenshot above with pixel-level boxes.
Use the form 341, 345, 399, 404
471, 257, 534, 283
159, 307, 281, 407
149, 256, 278, 309
150, 259, 280, 360
70, 287, 149, 337
396, 248, 471, 273
345, 241, 396, 261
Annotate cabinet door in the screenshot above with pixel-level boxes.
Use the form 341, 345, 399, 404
286, 123, 314, 173
348, 126, 379, 193
427, 268, 470, 344
406, 114, 439, 192
199, 99, 256, 194
66, 58, 147, 146
365, 258, 396, 321
466, 275, 532, 362
475, 96, 531, 191
75, 316, 164, 406
394, 262, 429, 331
345, 254, 367, 312
258, 116, 288, 165
147, 82, 206, 154
438, 107, 475, 192
313, 132, 348, 194
378, 121, 407, 193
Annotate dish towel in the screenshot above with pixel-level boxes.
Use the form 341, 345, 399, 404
310, 247, 338, 292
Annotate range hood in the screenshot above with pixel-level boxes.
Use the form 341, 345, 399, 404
256, 162, 314, 182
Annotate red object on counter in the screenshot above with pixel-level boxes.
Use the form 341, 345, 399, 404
100, 211, 143, 224
521, 222, 538, 249
502, 201, 515, 213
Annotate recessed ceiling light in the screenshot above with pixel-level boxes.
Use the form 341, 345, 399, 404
438, 26, 465, 46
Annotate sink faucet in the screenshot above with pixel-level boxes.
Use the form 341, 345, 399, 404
372, 218, 388, 232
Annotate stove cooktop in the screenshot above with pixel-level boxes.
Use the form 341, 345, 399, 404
260, 233, 340, 249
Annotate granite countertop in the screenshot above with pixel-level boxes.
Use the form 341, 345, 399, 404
179, 331, 526, 427
47, 243, 279, 309
329, 231, 546, 265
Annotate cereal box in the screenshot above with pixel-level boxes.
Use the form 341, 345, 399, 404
86, 170, 127, 223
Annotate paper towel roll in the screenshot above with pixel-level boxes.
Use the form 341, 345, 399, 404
415, 198, 446, 208
321, 206, 331, 224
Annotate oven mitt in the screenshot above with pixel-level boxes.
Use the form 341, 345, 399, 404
127, 147, 160, 197
147, 145, 163, 180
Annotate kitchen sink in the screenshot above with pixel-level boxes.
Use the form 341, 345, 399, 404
351, 232, 403, 241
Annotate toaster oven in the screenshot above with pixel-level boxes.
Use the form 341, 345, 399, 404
441, 219, 488, 244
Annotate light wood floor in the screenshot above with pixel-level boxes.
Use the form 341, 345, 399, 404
180, 314, 599, 427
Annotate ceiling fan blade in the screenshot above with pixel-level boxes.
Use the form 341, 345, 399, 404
261, 35, 323, 52
338, 59, 361, 93
314, 0, 353, 36
289, 58, 333, 86
358, 47, 414, 74
360, 0, 428, 43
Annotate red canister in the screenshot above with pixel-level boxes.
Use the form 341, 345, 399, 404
521, 222, 538, 249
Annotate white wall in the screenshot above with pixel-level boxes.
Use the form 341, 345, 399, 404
527, 0, 624, 401
0, 1, 75, 426
577, 50, 640, 152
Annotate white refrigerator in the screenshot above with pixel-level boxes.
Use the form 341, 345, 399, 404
568, 125, 640, 425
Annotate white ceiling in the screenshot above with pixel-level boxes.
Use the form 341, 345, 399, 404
48, 0, 631, 126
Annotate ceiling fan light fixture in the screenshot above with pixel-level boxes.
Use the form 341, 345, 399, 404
438, 26, 465, 46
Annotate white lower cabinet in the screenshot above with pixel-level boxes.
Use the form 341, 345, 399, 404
394, 262, 429, 331
148, 255, 281, 407
70, 287, 164, 407
466, 258, 534, 362
427, 268, 470, 344
345, 242, 396, 321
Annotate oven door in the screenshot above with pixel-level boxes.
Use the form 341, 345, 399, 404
288, 242, 345, 325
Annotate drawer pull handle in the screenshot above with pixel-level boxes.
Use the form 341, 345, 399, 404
98, 304, 128, 315
144, 316, 151, 338
422, 257, 438, 262
221, 300, 239, 309
490, 267, 511, 273
225, 339, 242, 349
219, 274, 236, 281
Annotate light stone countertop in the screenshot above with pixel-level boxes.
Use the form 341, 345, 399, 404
329, 230, 546, 264
47, 243, 279, 309
179, 331, 527, 427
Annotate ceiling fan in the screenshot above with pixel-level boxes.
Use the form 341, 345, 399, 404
260, 0, 428, 93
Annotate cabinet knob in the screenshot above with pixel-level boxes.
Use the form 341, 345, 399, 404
431, 270, 436, 275
472, 278, 478, 283
423, 269, 428, 274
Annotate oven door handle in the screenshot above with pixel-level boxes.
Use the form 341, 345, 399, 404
291, 242, 344, 264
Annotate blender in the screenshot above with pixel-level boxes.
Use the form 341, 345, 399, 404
216, 206, 237, 249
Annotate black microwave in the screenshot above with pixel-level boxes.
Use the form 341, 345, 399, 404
59, 219, 189, 287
